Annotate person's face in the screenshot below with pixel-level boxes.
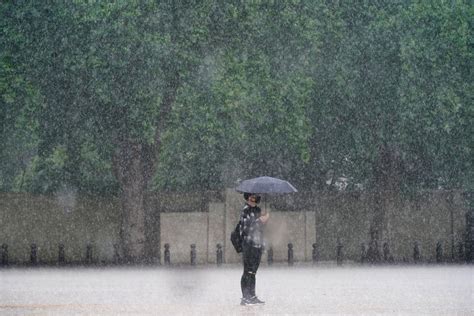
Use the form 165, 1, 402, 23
248, 194, 261, 205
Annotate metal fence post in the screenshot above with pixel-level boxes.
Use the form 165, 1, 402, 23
312, 243, 319, 264
1, 244, 8, 266
113, 244, 121, 265
164, 243, 171, 266
30, 243, 38, 265
190, 244, 196, 266
436, 241, 443, 263
336, 240, 343, 266
413, 241, 421, 264
383, 242, 392, 263
457, 242, 465, 263
267, 246, 273, 266
216, 244, 223, 266
58, 243, 65, 265
360, 243, 368, 264
288, 243, 294, 266
86, 244, 93, 265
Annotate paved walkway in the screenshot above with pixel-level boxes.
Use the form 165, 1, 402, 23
0, 265, 472, 315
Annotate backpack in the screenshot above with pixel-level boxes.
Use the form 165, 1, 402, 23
230, 221, 243, 253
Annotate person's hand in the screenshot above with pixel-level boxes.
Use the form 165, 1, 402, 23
260, 211, 270, 223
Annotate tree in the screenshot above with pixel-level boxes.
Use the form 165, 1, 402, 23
3, 2, 220, 263
0, 13, 41, 192
155, 1, 316, 190
399, 0, 473, 192
2, 1, 471, 265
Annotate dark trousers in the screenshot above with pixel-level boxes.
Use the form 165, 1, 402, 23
241, 243, 263, 299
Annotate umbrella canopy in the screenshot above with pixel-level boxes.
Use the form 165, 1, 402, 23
235, 176, 297, 194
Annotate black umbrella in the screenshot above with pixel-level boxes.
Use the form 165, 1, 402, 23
235, 176, 297, 194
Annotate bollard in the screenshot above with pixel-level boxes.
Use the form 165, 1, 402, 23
336, 240, 343, 266
216, 244, 223, 266
312, 243, 319, 264
383, 242, 391, 263
1, 244, 8, 266
413, 241, 421, 264
190, 244, 196, 266
465, 205, 473, 264
31, 243, 38, 265
360, 243, 368, 264
86, 244, 93, 265
436, 241, 443, 263
164, 244, 171, 266
113, 244, 121, 265
288, 243, 294, 266
457, 242, 465, 263
58, 243, 65, 265
267, 246, 273, 266
164, 243, 171, 266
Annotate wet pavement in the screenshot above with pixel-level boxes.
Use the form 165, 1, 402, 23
0, 264, 472, 315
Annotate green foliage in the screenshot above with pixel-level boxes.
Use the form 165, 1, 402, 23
155, 2, 316, 191
1, 1, 472, 194
16, 143, 118, 194
2, 2, 216, 194
0, 28, 40, 191
399, 0, 473, 191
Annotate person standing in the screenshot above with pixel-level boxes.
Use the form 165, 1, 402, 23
239, 192, 270, 306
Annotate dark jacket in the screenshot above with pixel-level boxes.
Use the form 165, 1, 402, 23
239, 203, 265, 248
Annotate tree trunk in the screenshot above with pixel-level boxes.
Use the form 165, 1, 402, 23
113, 141, 154, 264
367, 191, 384, 263
111, 2, 182, 264
113, 73, 179, 264
368, 144, 402, 263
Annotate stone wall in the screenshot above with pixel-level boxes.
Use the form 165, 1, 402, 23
296, 190, 468, 263
152, 189, 469, 264
0, 190, 469, 265
0, 193, 120, 264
